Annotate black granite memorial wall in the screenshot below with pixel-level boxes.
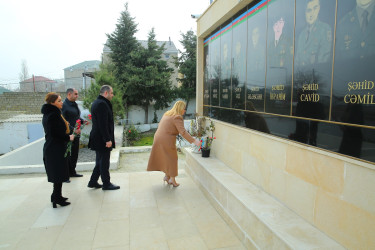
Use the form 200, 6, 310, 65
203, 0, 375, 163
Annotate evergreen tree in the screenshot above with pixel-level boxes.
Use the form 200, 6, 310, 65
106, 3, 139, 77
174, 30, 197, 111
106, 2, 139, 109
83, 64, 124, 119
125, 28, 175, 123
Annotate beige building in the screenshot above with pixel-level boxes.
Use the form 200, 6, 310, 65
190, 0, 375, 249
102, 39, 179, 87
63, 60, 100, 91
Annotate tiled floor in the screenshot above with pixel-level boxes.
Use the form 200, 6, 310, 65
0, 154, 246, 250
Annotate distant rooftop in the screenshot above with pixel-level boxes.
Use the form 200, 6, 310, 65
20, 76, 56, 83
64, 60, 101, 71
138, 40, 178, 54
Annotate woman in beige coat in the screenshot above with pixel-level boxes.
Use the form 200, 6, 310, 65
147, 101, 201, 187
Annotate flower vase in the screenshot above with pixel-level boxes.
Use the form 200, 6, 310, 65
201, 148, 210, 158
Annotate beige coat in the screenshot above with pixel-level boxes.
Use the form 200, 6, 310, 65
147, 114, 195, 177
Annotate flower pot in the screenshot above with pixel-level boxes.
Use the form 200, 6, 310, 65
201, 148, 210, 158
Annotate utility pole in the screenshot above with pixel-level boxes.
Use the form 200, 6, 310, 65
32, 74, 35, 92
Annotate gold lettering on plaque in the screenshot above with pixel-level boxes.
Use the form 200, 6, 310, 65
300, 93, 320, 102
302, 83, 318, 91
270, 93, 286, 100
271, 85, 284, 91
344, 93, 375, 104
348, 80, 374, 91
248, 94, 263, 100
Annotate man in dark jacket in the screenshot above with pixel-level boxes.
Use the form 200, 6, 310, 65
62, 88, 86, 179
87, 85, 120, 190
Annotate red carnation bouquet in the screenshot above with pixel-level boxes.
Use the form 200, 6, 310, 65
64, 114, 92, 157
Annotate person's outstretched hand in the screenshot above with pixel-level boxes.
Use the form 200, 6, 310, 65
193, 139, 202, 147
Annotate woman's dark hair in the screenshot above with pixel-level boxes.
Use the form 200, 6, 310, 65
45, 92, 59, 104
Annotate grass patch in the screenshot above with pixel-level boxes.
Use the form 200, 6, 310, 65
125, 129, 156, 146
133, 136, 154, 146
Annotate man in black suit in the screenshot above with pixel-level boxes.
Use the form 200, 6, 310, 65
87, 85, 120, 190
62, 88, 85, 179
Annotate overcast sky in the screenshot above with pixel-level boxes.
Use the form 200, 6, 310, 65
0, 0, 209, 87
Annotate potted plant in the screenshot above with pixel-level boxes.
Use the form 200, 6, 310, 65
200, 119, 216, 158
189, 115, 208, 153
201, 136, 216, 157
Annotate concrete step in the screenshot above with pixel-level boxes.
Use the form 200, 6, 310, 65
184, 148, 344, 249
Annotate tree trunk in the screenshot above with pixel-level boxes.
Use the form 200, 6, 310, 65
184, 99, 190, 119
125, 102, 129, 125
144, 105, 149, 124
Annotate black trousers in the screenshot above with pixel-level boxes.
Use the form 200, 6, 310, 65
67, 137, 80, 176
89, 150, 111, 186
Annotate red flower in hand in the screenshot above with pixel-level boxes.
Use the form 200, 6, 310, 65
88, 114, 92, 120
65, 118, 87, 157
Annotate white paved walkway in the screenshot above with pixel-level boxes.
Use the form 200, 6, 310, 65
0, 153, 245, 250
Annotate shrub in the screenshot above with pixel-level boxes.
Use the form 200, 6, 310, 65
125, 125, 140, 144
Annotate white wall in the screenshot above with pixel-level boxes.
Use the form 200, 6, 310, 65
0, 137, 44, 166
0, 122, 43, 154
126, 98, 196, 125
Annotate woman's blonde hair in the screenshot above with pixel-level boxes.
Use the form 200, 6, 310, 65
165, 100, 186, 116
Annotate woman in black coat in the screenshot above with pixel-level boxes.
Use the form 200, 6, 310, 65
41, 92, 74, 208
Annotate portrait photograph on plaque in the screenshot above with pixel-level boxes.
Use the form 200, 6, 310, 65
289, 0, 336, 145
332, 0, 375, 127
265, 0, 294, 115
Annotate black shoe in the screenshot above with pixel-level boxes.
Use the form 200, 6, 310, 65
65, 179, 71, 183
87, 182, 103, 189
51, 195, 68, 202
71, 173, 83, 177
102, 183, 120, 190
52, 199, 71, 208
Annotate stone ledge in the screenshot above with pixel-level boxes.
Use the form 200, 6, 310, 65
184, 148, 344, 249
0, 148, 120, 175
120, 146, 152, 153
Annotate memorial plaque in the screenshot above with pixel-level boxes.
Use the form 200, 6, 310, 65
209, 34, 220, 107
231, 10, 247, 109
220, 20, 232, 108
246, 2, 267, 112
203, 45, 210, 106
332, 0, 375, 127
290, 0, 336, 145
265, 0, 294, 115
